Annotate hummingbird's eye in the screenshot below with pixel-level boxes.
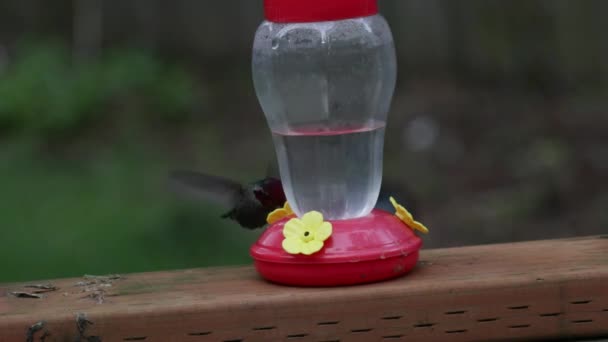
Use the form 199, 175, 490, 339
304, 231, 310, 237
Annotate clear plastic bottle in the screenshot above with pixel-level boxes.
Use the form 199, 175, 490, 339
253, 0, 397, 220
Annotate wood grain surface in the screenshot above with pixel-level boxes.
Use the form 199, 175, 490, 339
1, 236, 607, 341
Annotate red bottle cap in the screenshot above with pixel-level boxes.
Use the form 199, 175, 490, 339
264, 0, 378, 23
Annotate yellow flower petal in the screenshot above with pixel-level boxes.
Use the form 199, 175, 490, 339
389, 196, 399, 209
283, 218, 305, 238
281, 210, 332, 255
314, 222, 332, 242
267, 201, 295, 224
283, 201, 293, 214
390, 196, 429, 234
410, 221, 429, 234
301, 211, 324, 228
267, 209, 286, 224
301, 240, 323, 255
396, 211, 413, 226
399, 207, 414, 221
282, 237, 303, 254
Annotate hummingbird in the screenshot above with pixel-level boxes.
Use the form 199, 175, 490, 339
169, 169, 418, 230
169, 170, 286, 229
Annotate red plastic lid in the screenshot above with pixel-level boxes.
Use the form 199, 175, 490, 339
264, 0, 378, 23
250, 209, 422, 264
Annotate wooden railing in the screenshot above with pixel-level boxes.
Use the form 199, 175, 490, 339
1, 236, 607, 341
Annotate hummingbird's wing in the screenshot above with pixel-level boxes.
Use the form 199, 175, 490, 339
168, 170, 244, 209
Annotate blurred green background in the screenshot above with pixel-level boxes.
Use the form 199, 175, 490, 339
1, 1, 607, 282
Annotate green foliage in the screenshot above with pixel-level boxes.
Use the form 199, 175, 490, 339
0, 41, 198, 135
0, 41, 235, 283
0, 141, 258, 282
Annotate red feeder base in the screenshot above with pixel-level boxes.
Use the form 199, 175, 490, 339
250, 209, 423, 287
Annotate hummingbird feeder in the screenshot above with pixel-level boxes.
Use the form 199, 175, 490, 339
250, 0, 426, 286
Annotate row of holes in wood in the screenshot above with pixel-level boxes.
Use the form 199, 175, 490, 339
119, 300, 606, 341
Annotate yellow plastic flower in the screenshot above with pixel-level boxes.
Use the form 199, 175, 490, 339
267, 201, 294, 224
390, 196, 429, 234
282, 211, 332, 255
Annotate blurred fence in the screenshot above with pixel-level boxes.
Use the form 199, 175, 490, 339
1, 0, 608, 85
